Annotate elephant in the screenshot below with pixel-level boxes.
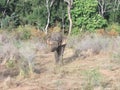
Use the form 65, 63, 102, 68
47, 32, 67, 65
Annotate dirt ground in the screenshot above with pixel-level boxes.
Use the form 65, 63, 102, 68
0, 48, 120, 90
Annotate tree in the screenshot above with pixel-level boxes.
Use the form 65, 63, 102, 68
98, 0, 120, 22
0, 0, 20, 29
45, 0, 55, 34
71, 0, 107, 32
64, 0, 73, 36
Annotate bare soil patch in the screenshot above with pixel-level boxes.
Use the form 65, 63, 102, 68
0, 48, 120, 90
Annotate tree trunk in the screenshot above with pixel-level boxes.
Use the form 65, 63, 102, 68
45, 0, 50, 34
67, 4, 72, 36
64, 0, 73, 36
45, 0, 55, 34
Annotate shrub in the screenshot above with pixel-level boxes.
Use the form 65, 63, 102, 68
71, 0, 107, 32
107, 23, 120, 33
82, 69, 103, 90
1, 16, 10, 29
111, 36, 120, 64
21, 30, 31, 40
15, 25, 32, 40
0, 31, 47, 77
0, 13, 20, 30
6, 60, 16, 68
67, 33, 113, 57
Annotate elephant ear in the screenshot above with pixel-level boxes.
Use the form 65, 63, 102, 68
47, 39, 58, 52
61, 37, 67, 45
47, 38, 52, 45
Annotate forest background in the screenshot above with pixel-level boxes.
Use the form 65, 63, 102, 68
0, 0, 120, 35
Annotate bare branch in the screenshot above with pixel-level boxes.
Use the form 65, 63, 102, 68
2, 0, 10, 16
64, 0, 73, 36
45, 0, 56, 34
50, 0, 55, 7
45, 0, 50, 34
64, 0, 73, 7
98, 0, 120, 17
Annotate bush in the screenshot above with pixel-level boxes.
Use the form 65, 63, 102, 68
71, 27, 81, 35
21, 30, 31, 40
0, 13, 20, 30
0, 31, 47, 77
107, 23, 120, 33
82, 69, 102, 89
111, 36, 120, 64
15, 25, 32, 40
6, 60, 16, 68
71, 0, 107, 32
1, 16, 10, 29
67, 33, 114, 57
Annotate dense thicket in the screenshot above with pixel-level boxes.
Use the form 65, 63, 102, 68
0, 0, 120, 34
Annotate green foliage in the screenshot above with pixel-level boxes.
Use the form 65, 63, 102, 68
0, 0, 6, 6
71, 0, 107, 32
6, 60, 15, 68
82, 69, 103, 89
1, 13, 20, 30
16, 26, 31, 40
103, 0, 120, 24
109, 10, 120, 23
1, 16, 10, 29
21, 30, 31, 40
50, 0, 67, 26
29, 6, 47, 29
0, 0, 119, 34
71, 27, 81, 35
107, 23, 120, 33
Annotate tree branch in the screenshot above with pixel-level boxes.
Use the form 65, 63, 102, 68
64, 0, 73, 36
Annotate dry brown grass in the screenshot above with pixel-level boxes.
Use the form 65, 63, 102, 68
0, 29, 48, 79
0, 31, 120, 90
96, 29, 119, 37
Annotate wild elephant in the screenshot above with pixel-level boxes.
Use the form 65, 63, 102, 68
47, 32, 67, 65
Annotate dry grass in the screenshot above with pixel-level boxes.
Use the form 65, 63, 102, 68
0, 30, 47, 78
0, 31, 120, 90
67, 33, 120, 59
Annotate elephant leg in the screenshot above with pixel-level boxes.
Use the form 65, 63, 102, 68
54, 50, 59, 64
59, 48, 63, 65
58, 45, 66, 65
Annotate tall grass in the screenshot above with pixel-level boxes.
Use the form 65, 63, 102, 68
81, 69, 103, 90
67, 33, 120, 58
0, 30, 47, 77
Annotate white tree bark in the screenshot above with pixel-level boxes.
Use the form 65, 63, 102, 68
64, 0, 73, 36
45, 0, 50, 34
67, 4, 72, 36
45, 0, 55, 34
98, 0, 120, 17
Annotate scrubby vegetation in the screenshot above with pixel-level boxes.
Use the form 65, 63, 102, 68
0, 29, 120, 89
68, 33, 116, 56
0, 29, 47, 78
